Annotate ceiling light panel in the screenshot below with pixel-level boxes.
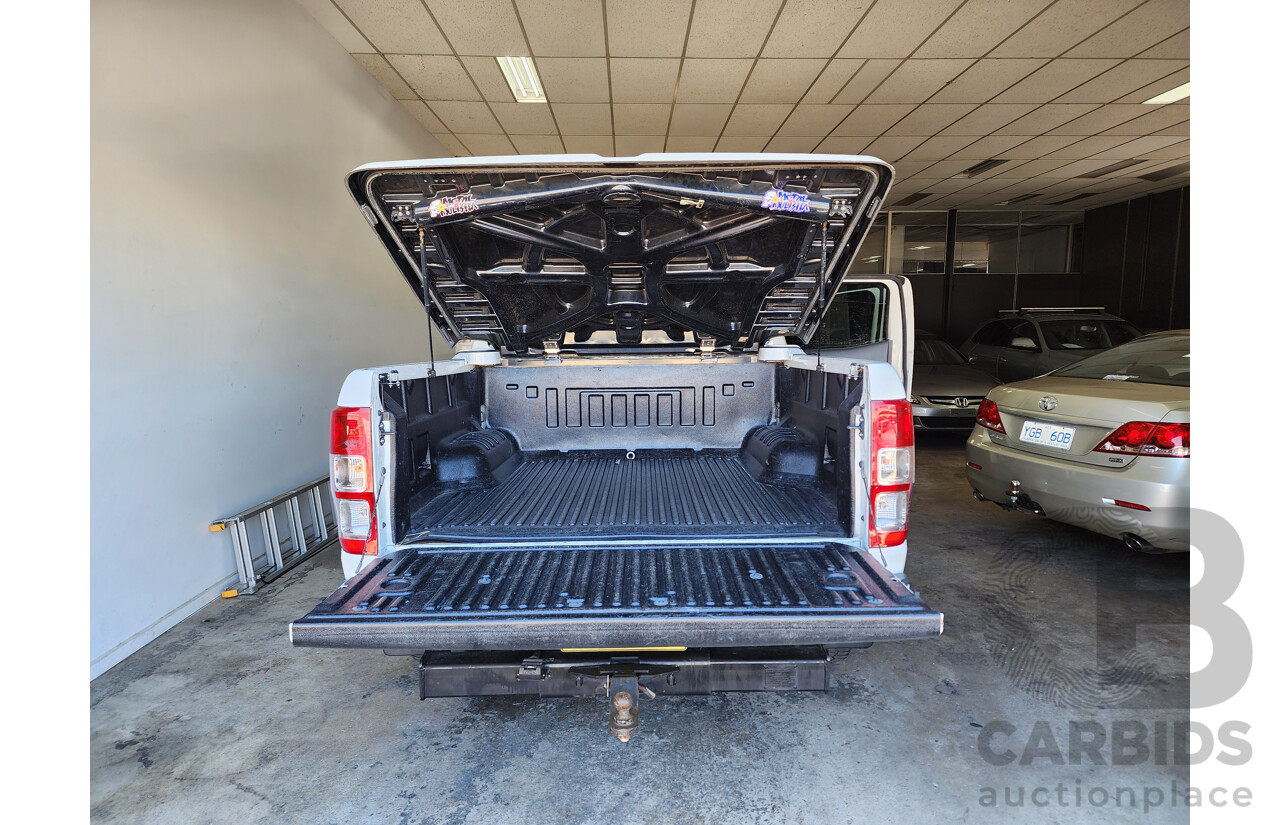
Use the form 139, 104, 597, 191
497, 56, 547, 103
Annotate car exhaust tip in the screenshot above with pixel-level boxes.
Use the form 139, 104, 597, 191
1121, 533, 1158, 553
972, 489, 987, 502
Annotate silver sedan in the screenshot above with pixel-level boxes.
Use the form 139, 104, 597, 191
965, 331, 1189, 551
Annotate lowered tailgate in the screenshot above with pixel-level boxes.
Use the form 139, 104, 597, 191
290, 543, 942, 650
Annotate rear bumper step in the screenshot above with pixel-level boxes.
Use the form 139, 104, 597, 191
290, 543, 943, 651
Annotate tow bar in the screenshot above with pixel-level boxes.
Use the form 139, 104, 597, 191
972, 479, 1046, 516
412, 648, 831, 741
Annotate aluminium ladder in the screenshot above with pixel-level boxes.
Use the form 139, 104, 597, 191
210, 476, 337, 594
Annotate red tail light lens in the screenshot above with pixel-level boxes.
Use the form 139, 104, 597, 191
331, 407, 378, 555
975, 398, 1005, 433
1093, 421, 1189, 458
869, 399, 913, 548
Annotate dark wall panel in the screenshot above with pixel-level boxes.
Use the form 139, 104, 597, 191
946, 274, 1015, 344
1079, 186, 1189, 332
1017, 273, 1083, 308
905, 273, 946, 336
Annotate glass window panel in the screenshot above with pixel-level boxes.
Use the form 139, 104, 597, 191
888, 212, 946, 274
849, 214, 887, 275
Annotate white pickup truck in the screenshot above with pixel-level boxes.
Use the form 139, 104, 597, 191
290, 155, 941, 740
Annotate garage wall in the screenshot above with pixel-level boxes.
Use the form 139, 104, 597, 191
91, 0, 450, 678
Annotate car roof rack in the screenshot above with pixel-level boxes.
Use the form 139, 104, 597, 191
997, 306, 1108, 315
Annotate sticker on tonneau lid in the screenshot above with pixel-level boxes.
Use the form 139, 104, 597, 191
761, 189, 811, 213
427, 192, 479, 218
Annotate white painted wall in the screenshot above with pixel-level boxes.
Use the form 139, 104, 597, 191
91, 0, 451, 678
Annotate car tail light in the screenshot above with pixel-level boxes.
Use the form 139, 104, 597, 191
869, 399, 913, 548
331, 407, 378, 555
975, 398, 1005, 433
1093, 421, 1189, 458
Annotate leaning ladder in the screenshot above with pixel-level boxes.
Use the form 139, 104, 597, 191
210, 476, 337, 594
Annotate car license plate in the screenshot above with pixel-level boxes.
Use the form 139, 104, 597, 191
1019, 420, 1075, 450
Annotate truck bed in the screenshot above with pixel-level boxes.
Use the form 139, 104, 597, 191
406, 452, 842, 542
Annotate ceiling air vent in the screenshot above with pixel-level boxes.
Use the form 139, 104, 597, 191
1077, 159, 1146, 178
894, 192, 933, 206
1139, 162, 1191, 182
994, 193, 1043, 206
1048, 192, 1101, 205
956, 159, 1009, 178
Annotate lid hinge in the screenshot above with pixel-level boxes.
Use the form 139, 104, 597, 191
542, 339, 561, 363
698, 336, 716, 359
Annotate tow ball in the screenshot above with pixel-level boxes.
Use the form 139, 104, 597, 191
570, 658, 677, 742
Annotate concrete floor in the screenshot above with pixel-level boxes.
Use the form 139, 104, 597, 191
90, 432, 1190, 824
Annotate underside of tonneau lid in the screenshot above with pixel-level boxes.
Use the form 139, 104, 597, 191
347, 154, 893, 353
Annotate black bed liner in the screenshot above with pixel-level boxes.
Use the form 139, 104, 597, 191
409, 452, 840, 542
289, 543, 943, 651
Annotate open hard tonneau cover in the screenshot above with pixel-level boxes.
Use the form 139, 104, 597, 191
347, 154, 893, 353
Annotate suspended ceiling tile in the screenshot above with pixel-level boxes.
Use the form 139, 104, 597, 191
915, 177, 982, 194
860, 135, 927, 162
760, 0, 872, 58
991, 59, 1121, 103
837, 0, 964, 59
914, 0, 1054, 58
739, 59, 829, 104
803, 59, 865, 103
941, 103, 1039, 135
830, 59, 900, 105
666, 136, 719, 152
995, 134, 1081, 158
1088, 134, 1185, 159
993, 104, 1100, 135
401, 101, 447, 132
927, 59, 1048, 104
490, 102, 558, 134
510, 134, 566, 153
1065, 0, 1191, 58
424, 0, 527, 55
886, 177, 939, 194
459, 55, 515, 102
296, 0, 372, 52
534, 57, 611, 102
1131, 138, 1189, 159
1099, 104, 1188, 135
917, 159, 975, 179
1139, 28, 1190, 59
1046, 103, 1151, 135
1150, 119, 1190, 137
352, 54, 416, 99
901, 134, 976, 161
999, 157, 1078, 177
610, 58, 682, 103
715, 135, 770, 152
777, 104, 854, 135
675, 59, 755, 103
764, 135, 821, 153
864, 59, 975, 104
387, 55, 482, 101
429, 100, 505, 133
885, 161, 934, 179
1117, 66, 1190, 105
668, 103, 733, 135
723, 104, 794, 136
945, 134, 1025, 159
515, 0, 606, 57
433, 133, 469, 155
884, 103, 978, 136
612, 104, 671, 135
815, 135, 872, 153
561, 134, 615, 154
457, 133, 517, 155
335, 0, 450, 54
1041, 135, 1132, 159
830, 104, 915, 136
614, 135, 666, 154
988, 0, 1143, 57
1056, 59, 1188, 104
550, 102, 613, 134
685, 0, 783, 58
604, 0, 691, 57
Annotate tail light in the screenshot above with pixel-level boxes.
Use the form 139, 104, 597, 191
331, 407, 378, 555
1093, 421, 1189, 458
869, 399, 914, 548
975, 398, 1005, 433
